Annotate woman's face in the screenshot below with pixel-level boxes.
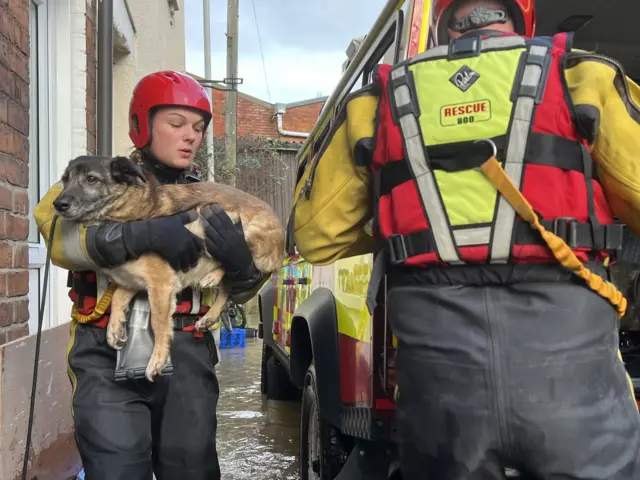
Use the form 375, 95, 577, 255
149, 107, 206, 169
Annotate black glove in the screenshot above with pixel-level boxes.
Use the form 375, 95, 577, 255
200, 205, 260, 284
86, 211, 203, 272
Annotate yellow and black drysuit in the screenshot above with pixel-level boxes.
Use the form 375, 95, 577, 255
291, 31, 640, 479
34, 150, 265, 480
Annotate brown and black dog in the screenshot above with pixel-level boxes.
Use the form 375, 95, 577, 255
54, 155, 285, 380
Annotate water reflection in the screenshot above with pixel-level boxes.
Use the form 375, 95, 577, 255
216, 337, 301, 480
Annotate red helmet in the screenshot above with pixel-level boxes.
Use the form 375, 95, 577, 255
429, 0, 536, 46
128, 70, 213, 148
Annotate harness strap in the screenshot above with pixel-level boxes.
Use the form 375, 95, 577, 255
71, 283, 117, 324
490, 44, 551, 263
390, 66, 461, 264
481, 155, 626, 317
377, 133, 590, 196
384, 220, 624, 267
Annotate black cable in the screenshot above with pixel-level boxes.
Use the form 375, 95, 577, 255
21, 214, 58, 480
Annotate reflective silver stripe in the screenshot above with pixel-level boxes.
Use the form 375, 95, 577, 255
96, 273, 110, 300
59, 219, 96, 270
454, 226, 491, 246
190, 288, 201, 315
490, 45, 549, 262
391, 67, 461, 263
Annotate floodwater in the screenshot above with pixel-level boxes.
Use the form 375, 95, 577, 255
216, 336, 301, 480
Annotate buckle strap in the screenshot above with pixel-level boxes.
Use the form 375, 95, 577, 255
385, 220, 624, 266
376, 133, 591, 197
516, 219, 624, 250
387, 230, 437, 266
173, 315, 199, 331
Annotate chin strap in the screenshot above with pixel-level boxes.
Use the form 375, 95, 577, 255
450, 7, 508, 34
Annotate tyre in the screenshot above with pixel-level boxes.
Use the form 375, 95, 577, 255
300, 365, 351, 480
261, 345, 299, 400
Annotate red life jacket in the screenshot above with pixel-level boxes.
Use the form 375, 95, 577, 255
371, 32, 623, 268
68, 272, 210, 329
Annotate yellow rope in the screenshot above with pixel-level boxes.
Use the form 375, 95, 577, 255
71, 283, 118, 323
480, 156, 627, 318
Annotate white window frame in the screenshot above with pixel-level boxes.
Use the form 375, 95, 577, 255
27, 0, 52, 334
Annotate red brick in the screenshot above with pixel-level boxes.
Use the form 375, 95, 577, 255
0, 212, 5, 238
16, 130, 27, 161
0, 240, 10, 267
0, 184, 10, 210
6, 213, 27, 240
0, 271, 5, 296
0, 34, 9, 69
0, 63, 14, 97
6, 270, 27, 296
8, 44, 27, 82
5, 157, 27, 187
13, 75, 27, 108
12, 243, 26, 268
14, 298, 27, 322
18, 26, 28, 55
86, 108, 96, 134
3, 322, 29, 343
8, 0, 28, 30
0, 301, 11, 327
7, 99, 27, 135
0, 153, 8, 181
0, 123, 18, 154
12, 187, 27, 214
0, 93, 7, 124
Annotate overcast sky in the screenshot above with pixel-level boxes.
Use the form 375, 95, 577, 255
184, 0, 387, 104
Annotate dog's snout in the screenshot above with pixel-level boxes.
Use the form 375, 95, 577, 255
54, 196, 71, 212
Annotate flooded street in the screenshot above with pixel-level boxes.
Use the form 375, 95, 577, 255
216, 337, 302, 480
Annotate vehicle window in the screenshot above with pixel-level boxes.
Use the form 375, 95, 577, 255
362, 25, 399, 86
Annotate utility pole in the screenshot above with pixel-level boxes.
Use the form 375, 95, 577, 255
203, 0, 215, 180
225, 0, 239, 187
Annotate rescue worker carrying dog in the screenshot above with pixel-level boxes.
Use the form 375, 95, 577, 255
292, 0, 640, 477
33, 71, 265, 480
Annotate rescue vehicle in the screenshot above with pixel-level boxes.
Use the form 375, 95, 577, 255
257, 1, 640, 478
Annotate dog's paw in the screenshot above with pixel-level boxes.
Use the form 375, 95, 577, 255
145, 354, 168, 382
106, 321, 127, 350
200, 269, 225, 289
195, 315, 219, 332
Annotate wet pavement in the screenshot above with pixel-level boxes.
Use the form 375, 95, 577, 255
216, 337, 301, 480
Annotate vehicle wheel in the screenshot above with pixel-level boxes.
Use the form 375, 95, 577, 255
300, 365, 350, 479
262, 347, 299, 400
231, 305, 247, 329
260, 343, 269, 394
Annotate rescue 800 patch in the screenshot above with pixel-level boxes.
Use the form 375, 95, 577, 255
440, 99, 492, 127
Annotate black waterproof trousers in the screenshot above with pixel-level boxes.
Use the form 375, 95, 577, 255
67, 322, 221, 480
387, 277, 640, 480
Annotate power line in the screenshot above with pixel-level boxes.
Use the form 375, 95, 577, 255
250, 0, 271, 102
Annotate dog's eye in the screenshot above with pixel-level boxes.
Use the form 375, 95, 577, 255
86, 175, 98, 184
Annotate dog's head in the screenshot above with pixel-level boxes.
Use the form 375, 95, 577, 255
53, 155, 147, 221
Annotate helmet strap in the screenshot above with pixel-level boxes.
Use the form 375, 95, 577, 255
449, 7, 508, 34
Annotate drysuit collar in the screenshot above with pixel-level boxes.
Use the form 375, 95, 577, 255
138, 149, 192, 184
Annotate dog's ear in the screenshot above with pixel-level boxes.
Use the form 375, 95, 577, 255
110, 156, 147, 185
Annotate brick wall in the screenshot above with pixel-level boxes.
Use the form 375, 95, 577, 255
283, 102, 324, 135
0, 0, 30, 343
210, 88, 325, 143
86, 0, 97, 154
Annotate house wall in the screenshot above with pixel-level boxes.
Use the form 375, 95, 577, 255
0, 0, 31, 343
208, 87, 325, 143
113, 0, 187, 156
